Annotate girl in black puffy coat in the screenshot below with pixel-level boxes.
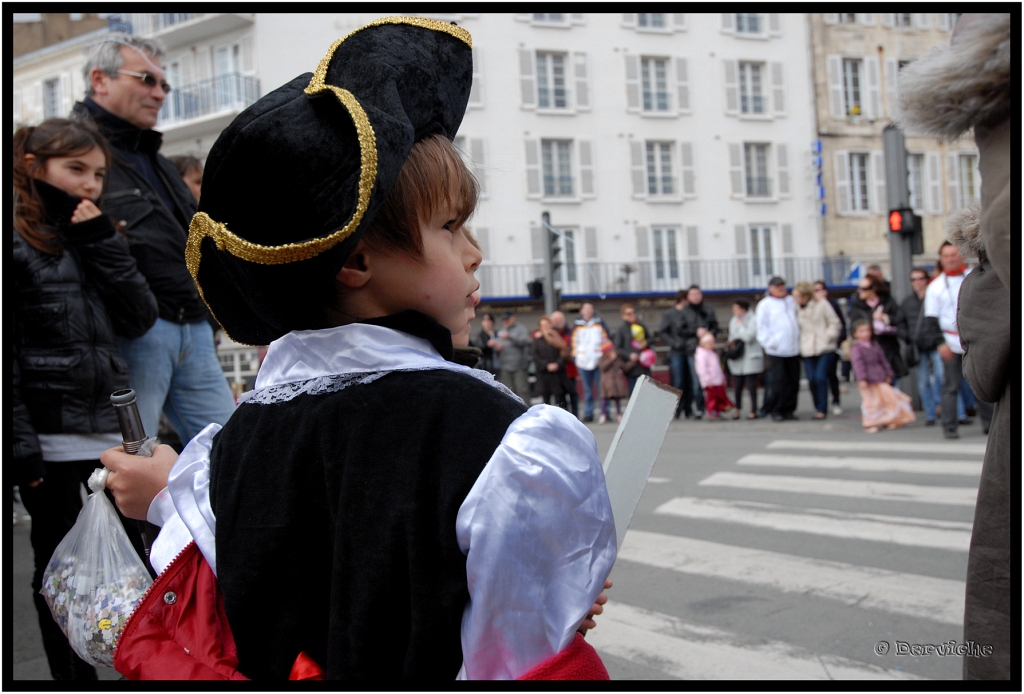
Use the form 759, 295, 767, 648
13, 118, 157, 680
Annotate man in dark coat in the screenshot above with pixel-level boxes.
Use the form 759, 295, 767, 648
658, 290, 693, 419
679, 285, 719, 419
900, 12, 1011, 680
73, 34, 236, 444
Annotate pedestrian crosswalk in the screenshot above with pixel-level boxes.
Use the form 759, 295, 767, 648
595, 437, 983, 680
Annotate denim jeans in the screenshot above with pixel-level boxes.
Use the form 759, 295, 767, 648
669, 352, 692, 415
116, 318, 237, 444
915, 350, 943, 421
579, 368, 600, 419
803, 353, 835, 415
686, 354, 705, 414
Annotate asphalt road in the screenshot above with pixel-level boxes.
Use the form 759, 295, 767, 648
11, 382, 987, 681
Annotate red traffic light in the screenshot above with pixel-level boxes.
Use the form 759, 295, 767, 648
889, 210, 903, 232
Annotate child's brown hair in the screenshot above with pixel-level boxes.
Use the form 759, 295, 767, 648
362, 133, 479, 258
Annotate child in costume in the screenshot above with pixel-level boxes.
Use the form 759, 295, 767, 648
98, 18, 615, 681
695, 332, 734, 420
597, 341, 629, 423
850, 319, 915, 434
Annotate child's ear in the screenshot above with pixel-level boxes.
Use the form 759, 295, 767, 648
336, 240, 372, 289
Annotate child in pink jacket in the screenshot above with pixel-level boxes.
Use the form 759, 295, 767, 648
695, 332, 734, 420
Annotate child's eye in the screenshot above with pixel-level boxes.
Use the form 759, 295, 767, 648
443, 220, 457, 232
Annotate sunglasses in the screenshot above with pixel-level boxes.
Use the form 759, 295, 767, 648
117, 70, 172, 94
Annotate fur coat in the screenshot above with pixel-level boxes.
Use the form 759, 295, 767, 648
902, 14, 1011, 680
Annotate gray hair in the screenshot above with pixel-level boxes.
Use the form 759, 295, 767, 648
83, 34, 166, 97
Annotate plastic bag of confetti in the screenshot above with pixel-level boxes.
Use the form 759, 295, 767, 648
40, 467, 152, 667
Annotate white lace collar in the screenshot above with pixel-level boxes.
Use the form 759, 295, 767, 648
239, 323, 522, 405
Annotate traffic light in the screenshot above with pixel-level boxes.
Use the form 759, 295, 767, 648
527, 279, 543, 299
889, 209, 924, 255
548, 228, 563, 278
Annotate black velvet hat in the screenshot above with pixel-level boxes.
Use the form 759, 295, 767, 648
186, 17, 473, 345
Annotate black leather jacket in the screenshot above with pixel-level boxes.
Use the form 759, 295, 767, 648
680, 302, 720, 355
13, 181, 158, 485
72, 99, 206, 324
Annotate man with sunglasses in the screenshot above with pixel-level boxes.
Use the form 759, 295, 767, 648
71, 35, 236, 451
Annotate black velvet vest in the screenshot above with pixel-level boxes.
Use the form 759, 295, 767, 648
209, 314, 526, 680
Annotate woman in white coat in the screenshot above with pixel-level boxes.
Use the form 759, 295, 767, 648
726, 300, 764, 419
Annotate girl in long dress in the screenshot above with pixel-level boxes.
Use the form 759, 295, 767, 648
850, 320, 915, 433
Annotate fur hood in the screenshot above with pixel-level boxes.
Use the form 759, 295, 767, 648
947, 200, 984, 258
898, 13, 1011, 140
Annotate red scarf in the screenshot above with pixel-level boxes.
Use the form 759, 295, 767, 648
943, 264, 968, 277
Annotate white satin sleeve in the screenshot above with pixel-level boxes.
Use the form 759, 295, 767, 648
455, 404, 617, 680
147, 423, 221, 576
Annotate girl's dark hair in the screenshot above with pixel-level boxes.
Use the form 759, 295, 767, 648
481, 312, 495, 322
13, 118, 111, 255
851, 319, 873, 335
733, 299, 750, 311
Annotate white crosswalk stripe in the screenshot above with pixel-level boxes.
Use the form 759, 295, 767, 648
766, 439, 986, 456
737, 453, 982, 476
617, 530, 966, 625
599, 438, 976, 679
654, 496, 973, 551
589, 601, 922, 680
700, 471, 979, 506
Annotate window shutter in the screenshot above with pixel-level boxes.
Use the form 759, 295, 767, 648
858, 13, 875, 26
475, 227, 491, 262
680, 142, 696, 196
827, 55, 844, 119
181, 53, 194, 85
834, 151, 850, 214
469, 49, 484, 108
865, 57, 881, 120
470, 138, 487, 195
676, 57, 690, 113
947, 154, 960, 210
870, 151, 887, 214
914, 13, 931, 29
573, 52, 590, 110
519, 49, 536, 109
578, 140, 595, 197
571, 14, 585, 25
241, 36, 255, 73
925, 151, 942, 215
729, 143, 744, 198
525, 139, 541, 199
673, 14, 687, 30
776, 143, 790, 197
635, 226, 650, 259
824, 13, 839, 25
781, 224, 794, 254
59, 73, 72, 117
768, 14, 782, 36
622, 13, 636, 27
882, 13, 894, 27
531, 225, 545, 262
630, 140, 646, 197
735, 225, 748, 254
624, 54, 640, 112
724, 60, 738, 116
195, 49, 210, 80
33, 83, 43, 122
771, 61, 785, 116
584, 226, 599, 259
686, 226, 699, 257
884, 58, 899, 120
937, 13, 950, 30
721, 13, 734, 32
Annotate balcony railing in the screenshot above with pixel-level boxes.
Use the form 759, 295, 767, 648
110, 13, 203, 35
477, 257, 858, 301
158, 73, 259, 126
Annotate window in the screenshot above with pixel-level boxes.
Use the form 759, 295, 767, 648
738, 62, 765, 114
646, 142, 674, 196
749, 226, 775, 280
736, 13, 761, 33
744, 143, 770, 197
838, 13, 857, 24
640, 57, 670, 112
559, 228, 578, 283
893, 13, 912, 28
842, 58, 862, 116
637, 13, 666, 28
43, 78, 60, 119
533, 13, 564, 22
541, 140, 573, 197
907, 153, 924, 212
652, 227, 680, 280
536, 52, 569, 109
958, 154, 977, 209
848, 153, 870, 211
